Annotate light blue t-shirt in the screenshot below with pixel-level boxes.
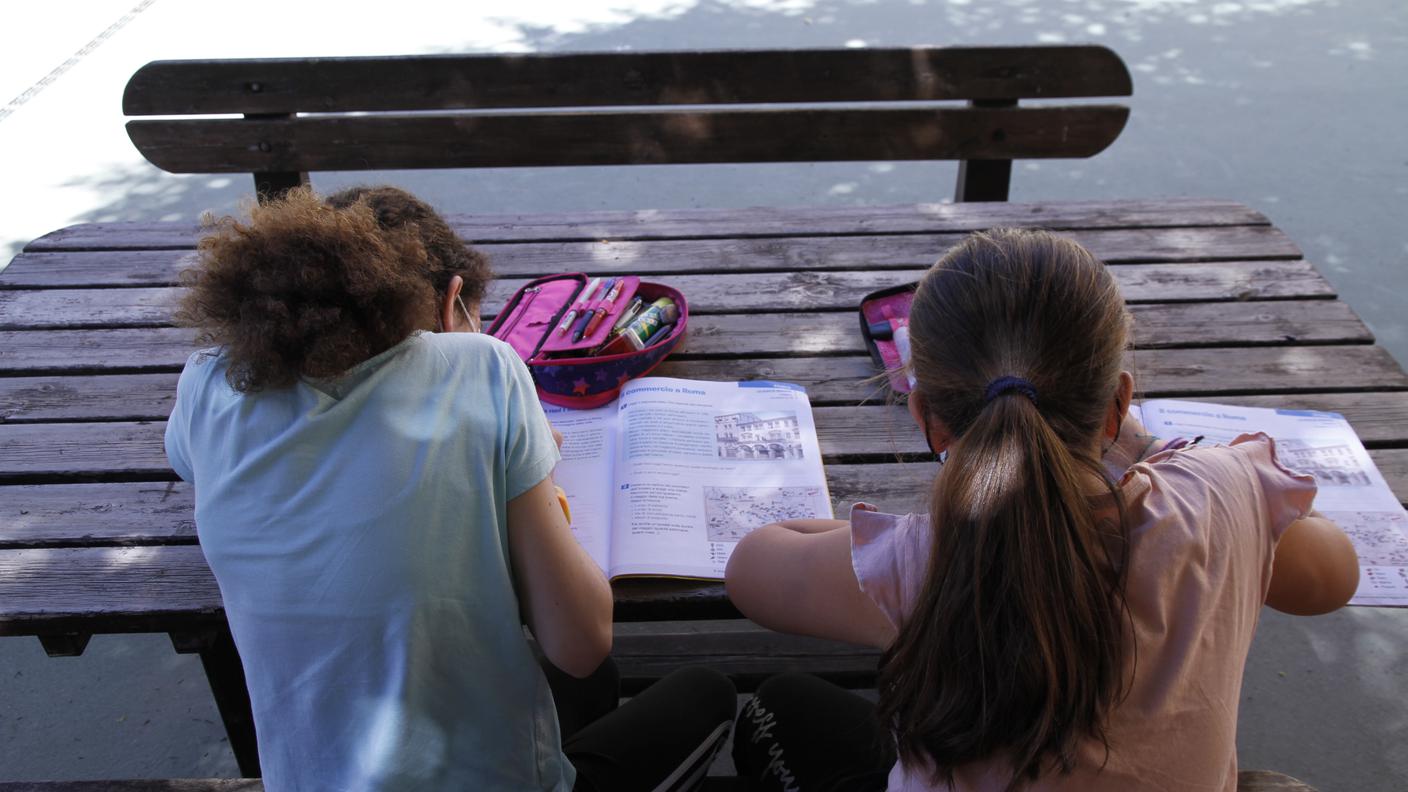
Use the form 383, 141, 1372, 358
165, 332, 568, 791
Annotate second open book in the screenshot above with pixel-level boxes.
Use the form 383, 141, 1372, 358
545, 377, 832, 581
1133, 399, 1408, 607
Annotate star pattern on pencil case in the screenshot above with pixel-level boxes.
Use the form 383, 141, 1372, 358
533, 334, 679, 404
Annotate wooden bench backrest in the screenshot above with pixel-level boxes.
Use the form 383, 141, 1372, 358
123, 46, 1132, 202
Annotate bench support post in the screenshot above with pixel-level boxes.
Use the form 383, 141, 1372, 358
955, 99, 1017, 202
253, 171, 309, 203
246, 112, 309, 203
173, 623, 262, 778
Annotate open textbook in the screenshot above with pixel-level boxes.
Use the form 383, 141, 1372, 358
544, 377, 832, 580
1132, 399, 1408, 607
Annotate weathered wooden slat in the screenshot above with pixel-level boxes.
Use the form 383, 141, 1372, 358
126, 106, 1130, 175
0, 289, 1365, 350
0, 271, 938, 328
0, 482, 195, 548
613, 621, 879, 692
1, 250, 196, 287
1127, 300, 1369, 348
123, 47, 1132, 116
1112, 260, 1332, 302
0, 373, 179, 422
3, 331, 1403, 407
3, 248, 1330, 307
0, 422, 172, 480
0, 258, 1336, 328
0, 287, 181, 329
1130, 346, 1408, 396
452, 198, 1269, 241
659, 346, 1406, 403
0, 545, 225, 634
16, 199, 1270, 252
22, 221, 1299, 278
0, 327, 196, 374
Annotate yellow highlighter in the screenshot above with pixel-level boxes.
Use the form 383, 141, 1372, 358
554, 485, 572, 524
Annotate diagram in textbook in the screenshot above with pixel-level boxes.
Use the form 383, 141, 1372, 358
703, 485, 826, 542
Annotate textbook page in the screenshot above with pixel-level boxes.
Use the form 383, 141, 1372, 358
543, 402, 618, 574
607, 377, 832, 580
1136, 399, 1408, 607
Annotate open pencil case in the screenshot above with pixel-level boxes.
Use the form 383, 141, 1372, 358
488, 273, 689, 409
859, 282, 918, 394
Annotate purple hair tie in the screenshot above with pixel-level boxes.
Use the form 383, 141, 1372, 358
983, 376, 1038, 406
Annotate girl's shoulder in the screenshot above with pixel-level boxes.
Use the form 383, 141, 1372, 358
1128, 432, 1317, 541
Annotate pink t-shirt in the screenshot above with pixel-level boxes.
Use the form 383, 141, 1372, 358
851, 433, 1316, 792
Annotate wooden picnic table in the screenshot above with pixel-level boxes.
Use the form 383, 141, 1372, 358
2, 196, 1406, 779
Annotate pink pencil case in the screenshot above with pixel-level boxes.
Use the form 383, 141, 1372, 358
489, 273, 688, 408
859, 282, 917, 393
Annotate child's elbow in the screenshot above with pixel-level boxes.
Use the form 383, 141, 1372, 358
546, 625, 613, 679
1314, 543, 1360, 614
1267, 521, 1360, 616
724, 527, 771, 616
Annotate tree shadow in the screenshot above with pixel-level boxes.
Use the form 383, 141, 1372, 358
12, 1, 1408, 785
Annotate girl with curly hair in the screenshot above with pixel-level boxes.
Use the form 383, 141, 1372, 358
166, 186, 733, 791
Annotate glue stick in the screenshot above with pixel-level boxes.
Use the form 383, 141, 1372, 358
893, 323, 918, 390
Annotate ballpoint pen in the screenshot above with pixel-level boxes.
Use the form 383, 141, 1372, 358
556, 277, 602, 335
574, 277, 613, 339
579, 278, 625, 341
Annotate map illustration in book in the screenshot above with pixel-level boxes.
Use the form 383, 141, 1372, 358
545, 377, 832, 580
1132, 399, 1408, 607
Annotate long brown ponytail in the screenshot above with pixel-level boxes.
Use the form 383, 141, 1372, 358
876, 229, 1132, 790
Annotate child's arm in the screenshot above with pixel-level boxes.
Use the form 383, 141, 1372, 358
508, 475, 614, 677
725, 520, 897, 649
1265, 511, 1359, 615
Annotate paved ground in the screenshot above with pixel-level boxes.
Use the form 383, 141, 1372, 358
2, 1, 1406, 789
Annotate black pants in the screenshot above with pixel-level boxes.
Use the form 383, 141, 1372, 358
544, 658, 737, 792
732, 673, 895, 792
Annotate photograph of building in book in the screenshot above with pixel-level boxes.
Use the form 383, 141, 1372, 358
1277, 440, 1374, 487
714, 411, 804, 461
703, 485, 828, 542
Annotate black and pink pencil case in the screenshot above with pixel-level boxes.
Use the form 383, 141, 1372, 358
859, 282, 917, 394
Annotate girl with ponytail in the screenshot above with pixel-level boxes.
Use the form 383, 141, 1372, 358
726, 229, 1359, 792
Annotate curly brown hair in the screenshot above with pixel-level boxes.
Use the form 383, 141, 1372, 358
325, 185, 492, 305
176, 186, 492, 393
